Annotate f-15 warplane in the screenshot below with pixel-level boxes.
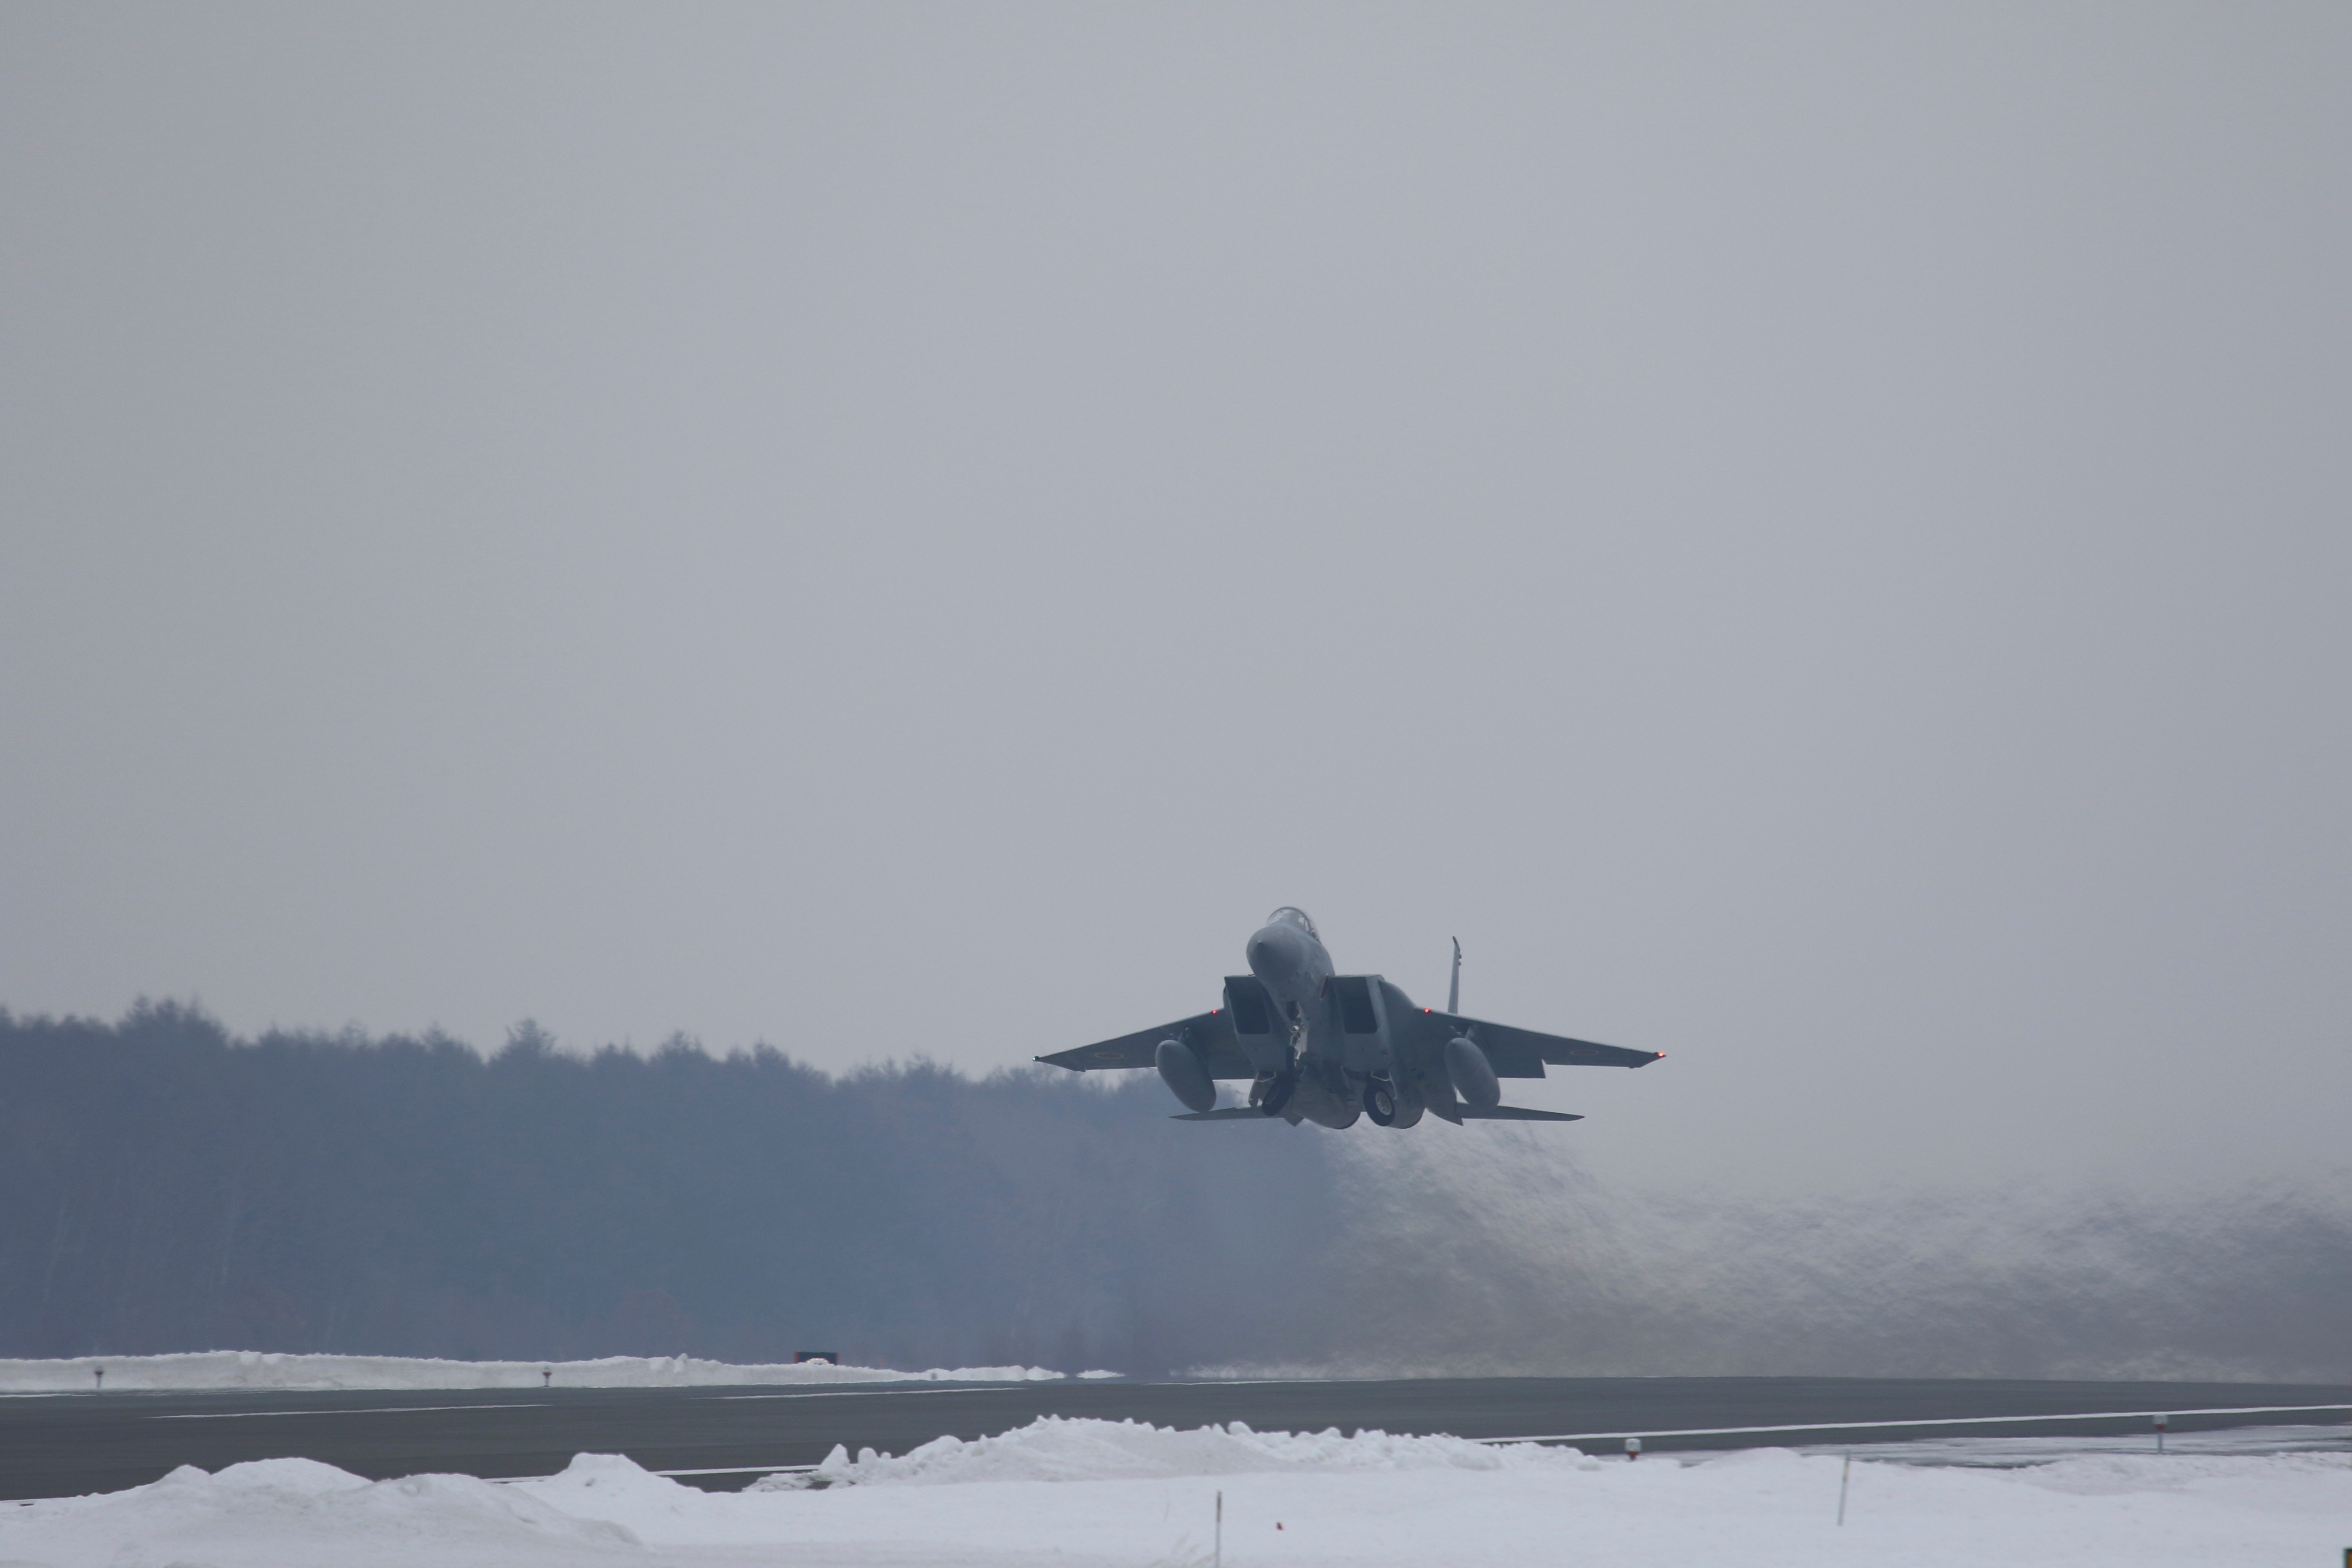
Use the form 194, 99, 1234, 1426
1038, 907, 1663, 1127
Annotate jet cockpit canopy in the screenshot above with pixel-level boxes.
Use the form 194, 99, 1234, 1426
1265, 906, 1320, 940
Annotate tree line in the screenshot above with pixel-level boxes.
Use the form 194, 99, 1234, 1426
11, 1001, 2342, 1384
0, 1002, 1341, 1373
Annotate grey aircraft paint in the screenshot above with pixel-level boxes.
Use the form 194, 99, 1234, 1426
1037, 910, 1663, 1128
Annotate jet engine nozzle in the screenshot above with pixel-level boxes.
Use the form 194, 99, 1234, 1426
1155, 1038, 1218, 1113
1444, 1036, 1501, 1110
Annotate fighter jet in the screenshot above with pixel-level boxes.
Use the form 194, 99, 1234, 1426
1037, 908, 1663, 1127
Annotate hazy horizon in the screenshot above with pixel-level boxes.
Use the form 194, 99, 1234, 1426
7, 1004, 2344, 1381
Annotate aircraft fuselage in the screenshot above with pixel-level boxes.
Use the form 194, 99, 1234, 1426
1243, 907, 1332, 1035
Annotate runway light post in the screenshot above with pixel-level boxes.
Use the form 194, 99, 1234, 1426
1624, 1437, 1641, 1461
2155, 1414, 2167, 1454
1837, 1452, 1851, 1526
92, 1366, 103, 1392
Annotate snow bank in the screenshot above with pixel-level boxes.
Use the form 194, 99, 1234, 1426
757, 1414, 1600, 1488
557, 1445, 2352, 1565
6, 1423, 2348, 1568
0, 1456, 643, 1568
0, 1350, 1086, 1393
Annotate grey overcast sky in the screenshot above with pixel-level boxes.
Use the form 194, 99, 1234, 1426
3, 4, 2345, 1198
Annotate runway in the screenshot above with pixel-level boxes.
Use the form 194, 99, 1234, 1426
3, 1375, 2343, 1501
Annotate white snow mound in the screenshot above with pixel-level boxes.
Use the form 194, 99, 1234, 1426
754, 1415, 1601, 1488
0, 1456, 642, 1568
7, 1431, 2349, 1568
0, 1349, 1078, 1392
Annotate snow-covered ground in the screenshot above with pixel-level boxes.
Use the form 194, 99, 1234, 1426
3, 1415, 2346, 1568
1804, 1420, 2352, 1467
0, 1351, 1108, 1393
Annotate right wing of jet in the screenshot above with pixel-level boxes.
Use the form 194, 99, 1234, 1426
1425, 1013, 1662, 1076
1035, 1009, 1256, 1078
1378, 994, 1647, 1124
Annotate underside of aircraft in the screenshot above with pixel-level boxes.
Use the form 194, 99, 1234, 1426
1038, 909, 1663, 1129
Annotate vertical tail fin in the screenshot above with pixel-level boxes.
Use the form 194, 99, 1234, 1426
1447, 937, 1461, 1014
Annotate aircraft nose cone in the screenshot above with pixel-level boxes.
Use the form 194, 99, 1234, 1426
1246, 925, 1304, 987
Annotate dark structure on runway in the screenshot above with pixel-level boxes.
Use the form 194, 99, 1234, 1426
1040, 908, 1663, 1129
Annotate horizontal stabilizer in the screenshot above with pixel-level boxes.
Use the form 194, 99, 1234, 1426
1172, 1107, 1276, 1121
1456, 1105, 1583, 1122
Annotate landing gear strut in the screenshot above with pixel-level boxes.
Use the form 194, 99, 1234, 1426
1251, 1069, 1296, 1117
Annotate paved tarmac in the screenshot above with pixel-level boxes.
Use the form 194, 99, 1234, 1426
3, 1376, 2343, 1501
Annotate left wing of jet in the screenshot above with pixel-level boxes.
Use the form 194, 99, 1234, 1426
1036, 1009, 1256, 1078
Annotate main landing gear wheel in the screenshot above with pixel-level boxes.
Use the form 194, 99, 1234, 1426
1254, 1072, 1296, 1117
1363, 1078, 1398, 1127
